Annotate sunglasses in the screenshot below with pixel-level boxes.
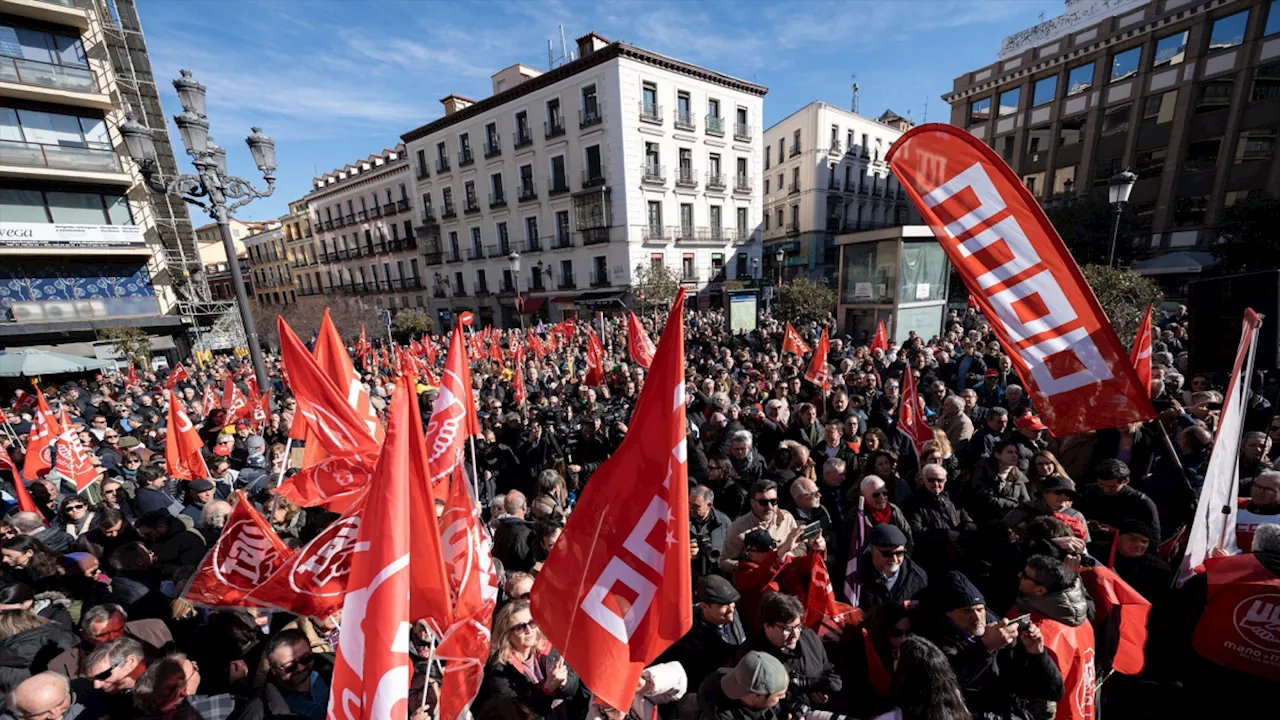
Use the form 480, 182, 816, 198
875, 547, 907, 558
753, 497, 778, 506
510, 591, 531, 601
869, 490, 889, 499
511, 619, 538, 634
90, 662, 122, 682
277, 653, 315, 675
65, 505, 86, 511
1019, 569, 1044, 586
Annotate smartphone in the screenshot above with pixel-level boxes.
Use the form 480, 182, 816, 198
799, 521, 823, 540
1009, 613, 1032, 631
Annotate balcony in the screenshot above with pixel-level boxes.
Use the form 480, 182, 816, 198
672, 225, 696, 243
345, 214, 356, 225
489, 191, 507, 208
545, 118, 566, 139
734, 227, 754, 244
786, 221, 801, 236
420, 208, 437, 224
843, 179, 858, 193
0, 56, 105, 104
397, 199, 411, 212
551, 233, 574, 250
523, 238, 544, 253
706, 172, 726, 190
436, 157, 451, 173
548, 177, 570, 196
401, 277, 424, 291
896, 189, 906, 201
1, 140, 125, 180
432, 287, 447, 298
425, 250, 443, 266
558, 273, 577, 289
441, 205, 457, 220
334, 216, 346, 228
642, 225, 668, 243
458, 148, 474, 167
789, 145, 801, 158
641, 163, 666, 184
580, 105, 602, 128
590, 270, 610, 287
484, 141, 501, 159
446, 251, 463, 263
2, 0, 88, 29
357, 210, 368, 221
518, 182, 537, 202
322, 219, 334, 231
466, 245, 485, 260
681, 268, 701, 283
463, 200, 481, 215
486, 243, 509, 258
827, 140, 842, 155
530, 279, 547, 293
582, 168, 606, 188
454, 285, 467, 297
858, 185, 870, 196
580, 227, 609, 246
369, 206, 383, 218
475, 283, 491, 296
734, 175, 753, 194
513, 129, 533, 149
416, 164, 429, 180
675, 167, 698, 187
734, 123, 752, 141
674, 109, 696, 131
639, 102, 663, 125
383, 202, 398, 217
706, 115, 725, 137
788, 182, 800, 195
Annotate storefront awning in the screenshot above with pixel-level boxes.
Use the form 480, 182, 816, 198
575, 290, 625, 305
1131, 251, 1218, 276
550, 295, 577, 305
519, 297, 547, 314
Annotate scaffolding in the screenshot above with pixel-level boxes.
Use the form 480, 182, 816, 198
81, 0, 246, 351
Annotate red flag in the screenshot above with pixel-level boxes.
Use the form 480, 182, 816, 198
222, 377, 249, 421
440, 464, 499, 623
22, 387, 57, 479
326, 380, 416, 720
126, 364, 137, 387
356, 324, 371, 369
247, 491, 367, 617
166, 395, 211, 481
804, 328, 832, 390
276, 455, 372, 511
166, 364, 189, 391
1, 447, 44, 522
552, 318, 576, 339
250, 389, 271, 431
425, 326, 479, 488
530, 289, 692, 713
436, 603, 495, 720
888, 124, 1155, 436
512, 345, 527, 408
302, 309, 384, 464
201, 384, 219, 416
627, 312, 656, 369
869, 319, 888, 354
424, 336, 438, 367
782, 322, 812, 355
488, 332, 504, 364
53, 407, 98, 492
183, 492, 292, 608
584, 327, 605, 387
1130, 305, 1153, 396
1080, 565, 1151, 676
898, 368, 935, 453
10, 390, 36, 414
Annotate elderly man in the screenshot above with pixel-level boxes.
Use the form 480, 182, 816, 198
901, 464, 973, 575
720, 480, 803, 573
852, 523, 928, 613
133, 653, 237, 720
9, 511, 74, 553
658, 576, 747, 693
4, 673, 90, 720
493, 490, 536, 573
199, 500, 233, 544
48, 603, 173, 678
691, 485, 732, 579
855, 475, 914, 556
936, 395, 974, 449
789, 478, 834, 548
727, 431, 766, 486
1237, 470, 1280, 551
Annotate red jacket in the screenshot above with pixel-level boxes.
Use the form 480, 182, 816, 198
1191, 552, 1280, 681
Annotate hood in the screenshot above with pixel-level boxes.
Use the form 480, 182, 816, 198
0, 623, 78, 667
1017, 577, 1089, 627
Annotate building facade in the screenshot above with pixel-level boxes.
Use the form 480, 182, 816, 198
944, 0, 1280, 264
762, 103, 912, 283
305, 145, 424, 313
194, 217, 272, 266
280, 198, 320, 301
244, 225, 291, 306
204, 259, 253, 303
402, 32, 766, 327
0, 0, 197, 355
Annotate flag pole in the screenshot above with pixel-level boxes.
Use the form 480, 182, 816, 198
2, 419, 23, 452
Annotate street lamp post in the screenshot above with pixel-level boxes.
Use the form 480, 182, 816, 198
1107, 169, 1137, 268
770, 247, 785, 315
118, 69, 275, 390
508, 251, 524, 331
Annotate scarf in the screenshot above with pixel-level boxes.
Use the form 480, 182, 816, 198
868, 504, 892, 526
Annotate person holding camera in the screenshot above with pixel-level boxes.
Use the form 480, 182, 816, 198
921, 571, 1063, 720
748, 593, 843, 720
691, 486, 731, 580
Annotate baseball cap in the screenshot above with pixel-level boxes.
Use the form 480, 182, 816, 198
1017, 415, 1046, 431
720, 651, 788, 700
984, 368, 999, 378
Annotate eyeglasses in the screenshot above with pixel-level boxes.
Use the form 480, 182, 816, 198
1019, 569, 1044, 586
510, 591, 531, 601
511, 619, 538, 635
772, 621, 804, 635
752, 497, 778, 506
875, 547, 907, 559
869, 490, 889, 499
65, 504, 86, 511
276, 653, 315, 675
104, 435, 118, 440
90, 662, 122, 682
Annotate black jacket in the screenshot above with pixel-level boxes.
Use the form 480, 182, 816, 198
30, 526, 74, 553
1076, 484, 1162, 541
477, 649, 583, 720
492, 517, 536, 573
965, 460, 1033, 525
708, 478, 749, 521
901, 488, 974, 574
691, 509, 733, 579
749, 628, 842, 701
657, 605, 747, 690
924, 610, 1065, 720
0, 622, 78, 695
696, 668, 785, 720
855, 552, 929, 615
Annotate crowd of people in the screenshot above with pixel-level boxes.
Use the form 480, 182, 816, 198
2, 303, 1277, 720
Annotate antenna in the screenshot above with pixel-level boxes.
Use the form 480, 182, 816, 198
851, 73, 859, 115
548, 25, 573, 69
922, 95, 929, 123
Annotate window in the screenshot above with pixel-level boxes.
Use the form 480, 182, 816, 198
464, 181, 477, 209
763, 212, 770, 230
1153, 31, 1188, 67
1185, 138, 1222, 171
1066, 62, 1094, 95
476, 269, 487, 291
708, 153, 721, 179
1, 107, 109, 149
1174, 196, 1209, 226
1022, 173, 1040, 195
519, 164, 534, 191
1026, 126, 1052, 155
642, 82, 658, 115
711, 253, 725, 279
0, 24, 87, 67
969, 97, 991, 123
1268, 0, 1280, 35
454, 271, 465, 291
710, 205, 722, 234
830, 124, 840, 149
1135, 147, 1167, 177
1032, 76, 1058, 106
1059, 117, 1085, 146
764, 177, 769, 195
791, 166, 799, 191
1093, 156, 1122, 186
485, 122, 499, 153
775, 208, 783, 228
491, 173, 504, 200
1209, 10, 1249, 50
682, 254, 695, 279
556, 211, 570, 244
436, 141, 447, 163
585, 145, 602, 180
524, 216, 538, 243
765, 146, 771, 170
707, 98, 720, 119
1141, 91, 1177, 127
1, 188, 132, 224
676, 91, 692, 127
581, 84, 598, 117
1252, 62, 1280, 100
1051, 166, 1075, 194
459, 133, 472, 160
550, 156, 567, 191
471, 227, 483, 253
497, 221, 509, 252
998, 88, 1020, 116
415, 149, 428, 177
737, 208, 748, 239
1101, 104, 1131, 136
441, 187, 453, 212
647, 201, 662, 230
1110, 47, 1141, 82
1000, 136, 1014, 161
1235, 131, 1275, 162
515, 111, 529, 140
680, 203, 694, 235
547, 98, 562, 129
1196, 80, 1234, 113
791, 129, 801, 155
737, 157, 748, 181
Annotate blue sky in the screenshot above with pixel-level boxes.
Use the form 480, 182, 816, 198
140, 0, 1061, 220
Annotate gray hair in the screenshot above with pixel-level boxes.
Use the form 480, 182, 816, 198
921, 463, 947, 480
1245, 431, 1269, 444
943, 395, 964, 411
729, 430, 753, 447
765, 399, 786, 413
860, 475, 885, 493
9, 512, 44, 534
82, 636, 145, 676
824, 457, 847, 474
690, 485, 715, 504
1254, 524, 1280, 555
1006, 384, 1023, 396
200, 501, 233, 531
81, 603, 127, 629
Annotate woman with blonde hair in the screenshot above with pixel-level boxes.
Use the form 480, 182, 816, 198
477, 599, 582, 719
0, 609, 78, 694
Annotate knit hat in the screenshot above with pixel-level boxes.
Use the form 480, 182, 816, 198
932, 571, 985, 611
1119, 519, 1157, 543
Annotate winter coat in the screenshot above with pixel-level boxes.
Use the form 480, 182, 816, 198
656, 606, 747, 691
691, 508, 733, 579
749, 628, 842, 702
0, 622, 78, 695
492, 516, 536, 573
696, 668, 786, 720
236, 653, 334, 720
901, 489, 974, 574
854, 552, 929, 615
1075, 484, 1162, 542
477, 646, 584, 720
965, 460, 1033, 525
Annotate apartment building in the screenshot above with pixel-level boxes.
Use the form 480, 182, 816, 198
762, 103, 912, 283
194, 217, 272, 265
402, 32, 766, 327
945, 0, 1280, 269
280, 198, 321, 301
0, 0, 196, 355
205, 258, 253, 303
244, 224, 291, 306
305, 144, 425, 312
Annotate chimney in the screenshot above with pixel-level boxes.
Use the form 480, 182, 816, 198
575, 32, 610, 59
440, 94, 475, 116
